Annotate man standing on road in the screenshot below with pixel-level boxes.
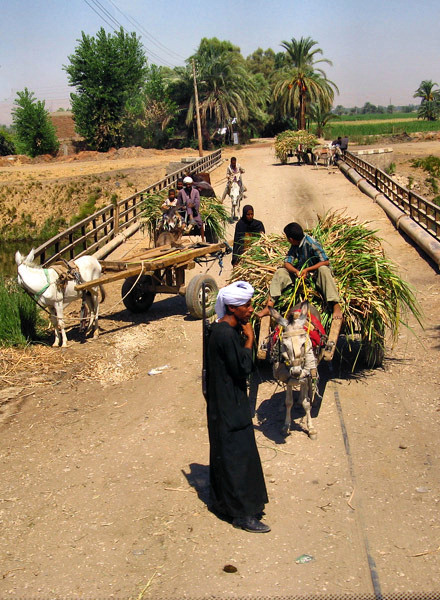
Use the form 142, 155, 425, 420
206, 281, 270, 533
340, 135, 349, 157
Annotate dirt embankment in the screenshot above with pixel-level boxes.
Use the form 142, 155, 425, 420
0, 147, 200, 240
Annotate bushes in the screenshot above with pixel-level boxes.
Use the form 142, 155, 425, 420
0, 277, 41, 346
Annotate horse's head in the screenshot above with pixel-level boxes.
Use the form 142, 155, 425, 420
269, 302, 310, 379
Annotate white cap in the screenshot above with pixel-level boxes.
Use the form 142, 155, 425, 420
183, 176, 193, 184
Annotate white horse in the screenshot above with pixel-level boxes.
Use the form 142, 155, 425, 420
15, 249, 105, 347
269, 302, 320, 440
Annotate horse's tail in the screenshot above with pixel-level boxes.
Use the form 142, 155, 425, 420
99, 285, 106, 303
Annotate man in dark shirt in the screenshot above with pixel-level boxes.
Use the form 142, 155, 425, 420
257, 222, 342, 320
206, 281, 270, 533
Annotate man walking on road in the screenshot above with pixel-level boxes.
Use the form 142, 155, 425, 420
206, 281, 270, 533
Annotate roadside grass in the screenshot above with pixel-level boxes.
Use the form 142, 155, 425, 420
0, 277, 48, 346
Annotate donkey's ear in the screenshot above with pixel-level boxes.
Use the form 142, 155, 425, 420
268, 306, 289, 329
300, 301, 310, 317
15, 251, 23, 266
27, 248, 35, 264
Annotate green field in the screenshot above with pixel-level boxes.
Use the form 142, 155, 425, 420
333, 112, 416, 122
315, 113, 440, 143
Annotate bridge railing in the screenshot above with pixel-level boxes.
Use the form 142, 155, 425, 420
34, 149, 222, 265
344, 151, 440, 242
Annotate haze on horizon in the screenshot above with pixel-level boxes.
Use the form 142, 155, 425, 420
1, 0, 440, 126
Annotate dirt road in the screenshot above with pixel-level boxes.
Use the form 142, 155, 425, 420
1, 144, 440, 598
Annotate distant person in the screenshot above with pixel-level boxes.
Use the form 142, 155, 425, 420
232, 205, 265, 266
222, 156, 245, 201
332, 136, 342, 148
340, 135, 349, 156
177, 176, 205, 241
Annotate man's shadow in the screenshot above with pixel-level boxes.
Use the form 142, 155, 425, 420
182, 464, 231, 524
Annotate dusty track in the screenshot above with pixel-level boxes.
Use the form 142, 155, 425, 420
1, 143, 440, 598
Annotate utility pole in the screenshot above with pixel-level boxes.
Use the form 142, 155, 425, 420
192, 59, 203, 157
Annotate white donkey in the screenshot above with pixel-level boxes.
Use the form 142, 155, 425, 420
15, 249, 105, 347
269, 302, 319, 439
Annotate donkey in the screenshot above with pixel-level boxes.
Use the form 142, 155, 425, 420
269, 302, 320, 439
229, 179, 243, 221
15, 249, 105, 347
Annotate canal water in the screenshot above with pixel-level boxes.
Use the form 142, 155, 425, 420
1, 241, 34, 278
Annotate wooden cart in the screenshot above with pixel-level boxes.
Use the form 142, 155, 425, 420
75, 240, 230, 319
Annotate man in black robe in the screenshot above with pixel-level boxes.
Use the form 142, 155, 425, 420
206, 281, 270, 533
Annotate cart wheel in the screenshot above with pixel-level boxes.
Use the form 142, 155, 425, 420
185, 274, 218, 319
122, 275, 156, 313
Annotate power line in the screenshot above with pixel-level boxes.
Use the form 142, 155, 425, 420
83, 0, 178, 68
107, 0, 186, 62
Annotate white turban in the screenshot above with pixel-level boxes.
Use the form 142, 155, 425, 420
215, 280, 254, 318
183, 176, 193, 184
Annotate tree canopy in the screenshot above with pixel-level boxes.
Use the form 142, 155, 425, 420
64, 27, 148, 151
12, 88, 59, 157
414, 80, 440, 121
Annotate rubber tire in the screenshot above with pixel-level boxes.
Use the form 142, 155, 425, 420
185, 274, 218, 319
122, 275, 156, 313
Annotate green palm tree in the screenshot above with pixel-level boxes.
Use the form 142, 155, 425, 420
273, 37, 338, 130
309, 103, 339, 138
414, 80, 439, 102
168, 38, 258, 147
414, 80, 440, 121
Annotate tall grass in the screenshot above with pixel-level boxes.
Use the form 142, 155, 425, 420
0, 277, 43, 346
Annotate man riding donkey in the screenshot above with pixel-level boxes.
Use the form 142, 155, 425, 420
222, 156, 245, 201
257, 222, 343, 360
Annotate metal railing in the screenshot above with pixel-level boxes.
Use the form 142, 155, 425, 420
34, 149, 222, 265
344, 151, 440, 241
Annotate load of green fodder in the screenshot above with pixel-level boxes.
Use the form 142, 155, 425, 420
0, 277, 44, 346
230, 211, 422, 363
139, 190, 229, 242
274, 130, 318, 164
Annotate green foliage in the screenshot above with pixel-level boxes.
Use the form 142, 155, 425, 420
414, 80, 440, 121
70, 193, 99, 225
64, 27, 148, 151
0, 128, 16, 156
385, 162, 396, 175
334, 112, 416, 121
0, 277, 39, 346
12, 89, 59, 157
273, 37, 338, 130
124, 64, 178, 148
274, 129, 318, 163
410, 155, 440, 177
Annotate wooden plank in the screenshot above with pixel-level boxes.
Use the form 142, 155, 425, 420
75, 265, 149, 290
257, 315, 271, 360
322, 316, 343, 361
75, 260, 196, 291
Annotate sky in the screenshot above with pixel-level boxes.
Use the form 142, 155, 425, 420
1, 0, 440, 126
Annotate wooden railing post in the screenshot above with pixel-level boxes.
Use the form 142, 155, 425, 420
114, 201, 120, 235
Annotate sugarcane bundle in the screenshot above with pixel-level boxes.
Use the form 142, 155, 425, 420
139, 190, 229, 241
274, 130, 318, 164
230, 211, 422, 357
